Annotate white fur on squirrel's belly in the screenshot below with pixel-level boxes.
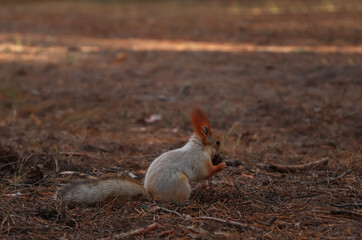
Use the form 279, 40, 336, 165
57, 178, 147, 204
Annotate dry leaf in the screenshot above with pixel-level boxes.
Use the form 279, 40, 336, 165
145, 114, 162, 123
30, 113, 41, 126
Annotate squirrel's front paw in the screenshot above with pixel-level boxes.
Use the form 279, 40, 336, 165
214, 162, 226, 174
218, 162, 226, 170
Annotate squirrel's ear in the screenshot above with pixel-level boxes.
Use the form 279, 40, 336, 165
202, 125, 209, 136
190, 107, 212, 144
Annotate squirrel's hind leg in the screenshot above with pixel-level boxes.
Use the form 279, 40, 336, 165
174, 171, 192, 201
148, 171, 191, 201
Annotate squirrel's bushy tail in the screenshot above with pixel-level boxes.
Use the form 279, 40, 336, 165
57, 175, 147, 204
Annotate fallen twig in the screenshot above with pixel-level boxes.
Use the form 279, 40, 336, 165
331, 203, 362, 208
126, 154, 159, 160
101, 223, 158, 239
318, 169, 353, 184
257, 158, 328, 173
28, 231, 50, 240
148, 205, 183, 217
158, 206, 183, 217
0, 216, 8, 233
154, 230, 174, 238
330, 209, 362, 220
58, 171, 90, 177
356, 177, 362, 184
147, 205, 260, 230
0, 162, 15, 170
59, 151, 104, 160
32, 174, 50, 185
194, 216, 259, 230
266, 215, 278, 226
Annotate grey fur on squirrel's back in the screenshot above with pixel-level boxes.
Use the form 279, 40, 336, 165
57, 175, 147, 204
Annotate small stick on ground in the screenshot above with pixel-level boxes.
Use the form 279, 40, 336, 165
266, 215, 278, 225
318, 169, 353, 184
0, 216, 8, 233
59, 151, 104, 161
148, 205, 183, 218
0, 162, 15, 170
158, 206, 183, 218
127, 154, 159, 160
154, 230, 174, 238
331, 203, 362, 208
257, 158, 328, 173
58, 171, 90, 176
102, 223, 158, 239
330, 209, 362, 220
356, 177, 362, 184
148, 206, 260, 230
194, 216, 260, 230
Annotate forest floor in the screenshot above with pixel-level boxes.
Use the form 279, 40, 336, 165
0, 0, 361, 239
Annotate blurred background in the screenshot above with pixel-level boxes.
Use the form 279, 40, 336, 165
0, 0, 361, 239
1, 0, 361, 164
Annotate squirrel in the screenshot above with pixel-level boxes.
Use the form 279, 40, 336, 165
57, 107, 226, 204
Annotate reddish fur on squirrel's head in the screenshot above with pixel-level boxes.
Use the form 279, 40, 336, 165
190, 107, 212, 145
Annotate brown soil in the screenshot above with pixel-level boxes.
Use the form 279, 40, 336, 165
0, 0, 361, 239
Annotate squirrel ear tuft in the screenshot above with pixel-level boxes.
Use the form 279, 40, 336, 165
190, 107, 212, 144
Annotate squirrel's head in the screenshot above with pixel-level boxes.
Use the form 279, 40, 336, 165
190, 107, 223, 166
190, 107, 221, 151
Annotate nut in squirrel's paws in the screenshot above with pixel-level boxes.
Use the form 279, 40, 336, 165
212, 154, 224, 166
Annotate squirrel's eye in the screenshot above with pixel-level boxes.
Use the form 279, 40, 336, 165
216, 140, 220, 146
